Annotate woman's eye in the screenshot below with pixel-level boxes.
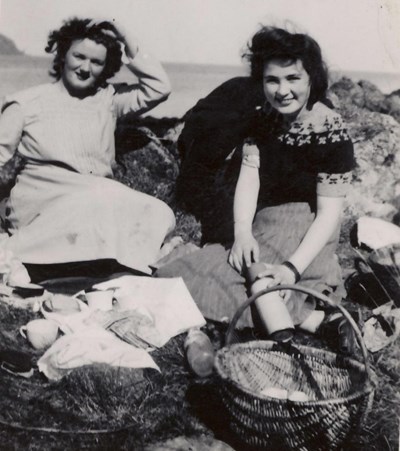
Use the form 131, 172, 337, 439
91, 58, 106, 67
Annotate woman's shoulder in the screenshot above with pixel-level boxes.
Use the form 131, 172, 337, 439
284, 102, 351, 146
299, 102, 348, 134
271, 102, 352, 150
3, 83, 56, 108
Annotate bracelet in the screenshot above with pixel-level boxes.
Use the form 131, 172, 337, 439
282, 261, 301, 283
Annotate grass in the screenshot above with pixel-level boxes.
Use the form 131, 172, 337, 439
0, 117, 399, 450
1, 297, 398, 450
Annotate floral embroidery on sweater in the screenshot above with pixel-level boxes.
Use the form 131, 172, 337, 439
276, 115, 351, 147
317, 171, 352, 185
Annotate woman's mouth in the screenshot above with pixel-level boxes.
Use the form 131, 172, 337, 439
76, 72, 90, 81
277, 98, 294, 106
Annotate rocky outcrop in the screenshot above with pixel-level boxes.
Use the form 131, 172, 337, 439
0, 34, 21, 55
386, 90, 400, 123
330, 77, 392, 115
329, 78, 400, 220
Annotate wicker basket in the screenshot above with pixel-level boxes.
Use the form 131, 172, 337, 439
214, 285, 376, 451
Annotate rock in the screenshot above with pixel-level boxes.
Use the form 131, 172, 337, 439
330, 77, 391, 115
0, 34, 22, 55
358, 80, 390, 113
337, 106, 400, 220
0, 151, 26, 204
114, 121, 180, 205
386, 91, 400, 123
330, 77, 366, 109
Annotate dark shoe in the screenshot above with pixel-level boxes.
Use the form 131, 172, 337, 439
319, 310, 361, 354
269, 328, 295, 343
0, 350, 34, 378
251, 326, 294, 343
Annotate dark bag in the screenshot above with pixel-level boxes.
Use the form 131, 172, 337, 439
176, 77, 265, 243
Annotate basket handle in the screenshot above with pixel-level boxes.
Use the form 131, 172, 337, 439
225, 284, 373, 382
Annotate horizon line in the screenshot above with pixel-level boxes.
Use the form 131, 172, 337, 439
1, 52, 400, 76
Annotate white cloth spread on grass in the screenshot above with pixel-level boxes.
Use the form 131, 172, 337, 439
38, 276, 205, 379
93, 275, 206, 346
38, 327, 160, 381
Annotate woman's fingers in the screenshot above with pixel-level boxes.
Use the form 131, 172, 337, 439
256, 265, 275, 279
233, 254, 242, 272
243, 248, 252, 269
229, 236, 261, 273
228, 251, 242, 273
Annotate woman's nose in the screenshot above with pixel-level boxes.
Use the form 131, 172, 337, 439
79, 60, 90, 72
277, 81, 290, 96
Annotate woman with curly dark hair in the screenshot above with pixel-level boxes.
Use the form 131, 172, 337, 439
0, 18, 174, 280
157, 26, 356, 351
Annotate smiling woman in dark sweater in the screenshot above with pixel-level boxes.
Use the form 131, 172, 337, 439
157, 26, 355, 350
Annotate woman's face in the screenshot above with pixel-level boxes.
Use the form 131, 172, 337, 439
62, 38, 107, 95
263, 58, 311, 120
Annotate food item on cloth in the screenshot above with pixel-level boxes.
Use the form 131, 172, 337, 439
43, 294, 82, 313
260, 387, 288, 399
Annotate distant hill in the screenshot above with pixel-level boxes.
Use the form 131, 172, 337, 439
0, 34, 22, 55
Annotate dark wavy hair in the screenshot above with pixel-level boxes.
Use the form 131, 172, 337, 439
45, 18, 123, 87
243, 26, 329, 108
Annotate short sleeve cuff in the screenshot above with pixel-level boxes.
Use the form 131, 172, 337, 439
317, 171, 352, 197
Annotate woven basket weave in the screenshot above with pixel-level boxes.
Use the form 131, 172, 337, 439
214, 285, 376, 451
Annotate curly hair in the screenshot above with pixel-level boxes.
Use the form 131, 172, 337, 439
45, 18, 123, 87
243, 26, 329, 108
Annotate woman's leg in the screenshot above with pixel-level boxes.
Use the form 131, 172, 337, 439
156, 243, 252, 327
298, 310, 325, 333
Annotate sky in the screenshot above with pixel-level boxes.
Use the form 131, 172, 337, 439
0, 0, 399, 73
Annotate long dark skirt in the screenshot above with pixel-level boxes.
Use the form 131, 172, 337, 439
156, 202, 345, 328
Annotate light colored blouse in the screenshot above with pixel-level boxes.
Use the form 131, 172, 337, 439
0, 49, 171, 174
0, 50, 174, 271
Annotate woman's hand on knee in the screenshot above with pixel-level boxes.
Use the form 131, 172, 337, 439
228, 233, 259, 272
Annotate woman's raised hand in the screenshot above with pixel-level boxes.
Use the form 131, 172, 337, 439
88, 19, 139, 59
228, 232, 260, 273
88, 19, 120, 38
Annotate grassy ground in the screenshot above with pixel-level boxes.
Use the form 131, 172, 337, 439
0, 298, 398, 450
0, 118, 398, 450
